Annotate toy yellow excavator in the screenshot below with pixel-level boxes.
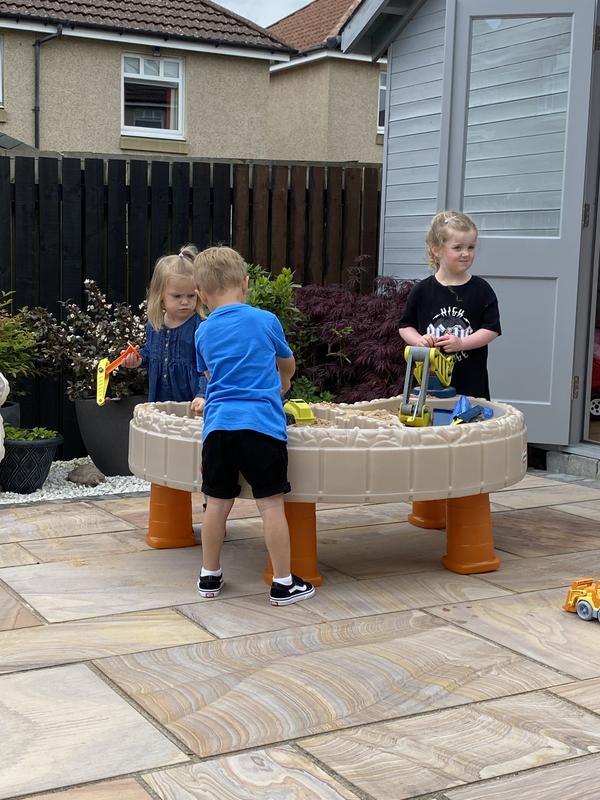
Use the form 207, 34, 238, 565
563, 578, 600, 621
96, 343, 139, 406
400, 345, 455, 427
284, 398, 316, 425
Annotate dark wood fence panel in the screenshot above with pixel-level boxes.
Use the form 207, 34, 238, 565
107, 159, 127, 303
306, 166, 325, 286
232, 164, 249, 260
0, 158, 10, 295
0, 154, 381, 450
171, 161, 190, 253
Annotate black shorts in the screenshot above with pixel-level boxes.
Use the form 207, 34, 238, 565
201, 429, 291, 500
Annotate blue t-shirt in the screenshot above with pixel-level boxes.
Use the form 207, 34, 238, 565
195, 304, 293, 442
139, 314, 207, 403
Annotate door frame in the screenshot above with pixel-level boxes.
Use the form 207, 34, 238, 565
576, 29, 600, 443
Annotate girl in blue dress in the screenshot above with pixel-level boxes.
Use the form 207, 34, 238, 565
122, 246, 207, 403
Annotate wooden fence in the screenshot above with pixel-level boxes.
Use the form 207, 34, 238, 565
0, 155, 381, 454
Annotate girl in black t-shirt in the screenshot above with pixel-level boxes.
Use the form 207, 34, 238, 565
398, 211, 501, 400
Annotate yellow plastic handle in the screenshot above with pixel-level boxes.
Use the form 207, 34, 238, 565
96, 358, 110, 406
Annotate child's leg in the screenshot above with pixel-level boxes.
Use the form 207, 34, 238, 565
201, 496, 234, 571
255, 493, 290, 578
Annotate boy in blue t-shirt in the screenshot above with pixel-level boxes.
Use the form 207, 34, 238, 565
190, 247, 315, 607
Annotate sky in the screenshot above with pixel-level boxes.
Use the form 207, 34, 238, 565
215, 0, 312, 28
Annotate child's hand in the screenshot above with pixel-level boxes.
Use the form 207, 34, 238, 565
191, 397, 205, 416
416, 334, 436, 347
436, 334, 462, 353
121, 346, 142, 368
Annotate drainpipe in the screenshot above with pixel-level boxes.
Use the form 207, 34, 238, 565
33, 24, 63, 149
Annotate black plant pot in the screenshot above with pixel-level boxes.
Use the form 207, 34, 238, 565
0, 434, 63, 494
0, 401, 21, 427
75, 395, 146, 476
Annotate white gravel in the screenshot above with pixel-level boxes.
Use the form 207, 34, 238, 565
0, 457, 150, 505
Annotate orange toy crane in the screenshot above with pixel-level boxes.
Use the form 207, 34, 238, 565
563, 578, 600, 621
96, 343, 139, 406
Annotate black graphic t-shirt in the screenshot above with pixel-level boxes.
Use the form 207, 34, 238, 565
399, 275, 501, 399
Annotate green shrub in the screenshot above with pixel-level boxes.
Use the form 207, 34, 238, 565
0, 293, 38, 394
4, 424, 58, 441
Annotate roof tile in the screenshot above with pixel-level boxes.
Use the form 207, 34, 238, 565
269, 0, 361, 52
0, 0, 289, 51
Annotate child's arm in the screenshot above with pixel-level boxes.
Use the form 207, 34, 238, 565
436, 329, 499, 353
399, 326, 436, 348
120, 344, 143, 368
277, 355, 295, 397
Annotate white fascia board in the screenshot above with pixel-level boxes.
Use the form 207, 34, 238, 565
270, 49, 386, 73
0, 17, 289, 61
341, 0, 390, 53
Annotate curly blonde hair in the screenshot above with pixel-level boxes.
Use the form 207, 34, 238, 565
426, 211, 478, 272
146, 245, 200, 330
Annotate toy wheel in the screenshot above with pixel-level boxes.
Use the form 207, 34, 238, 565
590, 395, 600, 418
576, 600, 594, 621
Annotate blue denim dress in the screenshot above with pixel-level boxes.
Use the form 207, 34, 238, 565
139, 314, 207, 402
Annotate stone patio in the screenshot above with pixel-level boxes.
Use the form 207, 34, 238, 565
2, 470, 600, 799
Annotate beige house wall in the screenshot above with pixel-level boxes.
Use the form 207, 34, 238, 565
0, 31, 271, 158
327, 59, 384, 164
268, 58, 384, 163
268, 60, 330, 161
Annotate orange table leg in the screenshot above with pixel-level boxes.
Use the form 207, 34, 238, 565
263, 501, 323, 586
146, 483, 196, 549
408, 499, 447, 530
443, 493, 500, 574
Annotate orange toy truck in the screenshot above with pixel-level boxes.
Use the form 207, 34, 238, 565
563, 578, 600, 621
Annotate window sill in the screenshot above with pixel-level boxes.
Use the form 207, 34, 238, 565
376, 133, 384, 145
119, 135, 188, 154
0, 109, 8, 123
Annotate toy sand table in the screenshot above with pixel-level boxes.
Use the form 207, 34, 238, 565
129, 396, 527, 581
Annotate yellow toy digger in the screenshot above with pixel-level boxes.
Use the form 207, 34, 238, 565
563, 578, 600, 621
400, 346, 455, 427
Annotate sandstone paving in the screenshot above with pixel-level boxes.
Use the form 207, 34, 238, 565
2, 473, 600, 798
0, 663, 187, 798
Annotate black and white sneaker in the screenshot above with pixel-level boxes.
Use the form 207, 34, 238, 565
197, 572, 223, 598
270, 574, 315, 606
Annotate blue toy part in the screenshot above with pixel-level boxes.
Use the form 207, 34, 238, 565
432, 408, 454, 426
452, 395, 472, 417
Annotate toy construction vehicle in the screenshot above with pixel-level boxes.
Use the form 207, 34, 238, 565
284, 399, 316, 425
400, 346, 455, 427
563, 578, 600, 621
96, 343, 139, 406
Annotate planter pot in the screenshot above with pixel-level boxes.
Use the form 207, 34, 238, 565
75, 395, 146, 476
0, 434, 63, 494
0, 401, 20, 427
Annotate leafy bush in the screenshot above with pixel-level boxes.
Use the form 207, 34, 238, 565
4, 424, 58, 440
291, 277, 415, 402
21, 280, 147, 401
0, 294, 38, 395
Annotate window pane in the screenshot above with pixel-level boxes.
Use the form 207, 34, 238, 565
143, 58, 160, 76
124, 81, 178, 131
124, 56, 140, 74
378, 72, 387, 130
163, 61, 179, 78
462, 16, 572, 237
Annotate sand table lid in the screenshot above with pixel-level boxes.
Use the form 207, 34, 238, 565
129, 396, 527, 503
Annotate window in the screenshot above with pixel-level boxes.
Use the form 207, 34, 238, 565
377, 70, 387, 133
122, 54, 183, 138
0, 37, 4, 107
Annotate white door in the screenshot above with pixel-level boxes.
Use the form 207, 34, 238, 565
442, 0, 596, 443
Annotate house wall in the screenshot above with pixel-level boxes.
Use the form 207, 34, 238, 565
382, 0, 446, 278
268, 60, 331, 161
268, 58, 383, 163
326, 59, 384, 163
0, 31, 271, 158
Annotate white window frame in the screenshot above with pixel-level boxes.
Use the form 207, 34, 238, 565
121, 53, 184, 140
377, 69, 386, 134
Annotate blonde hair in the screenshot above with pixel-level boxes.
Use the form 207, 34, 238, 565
194, 246, 247, 295
147, 245, 199, 330
426, 211, 478, 271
